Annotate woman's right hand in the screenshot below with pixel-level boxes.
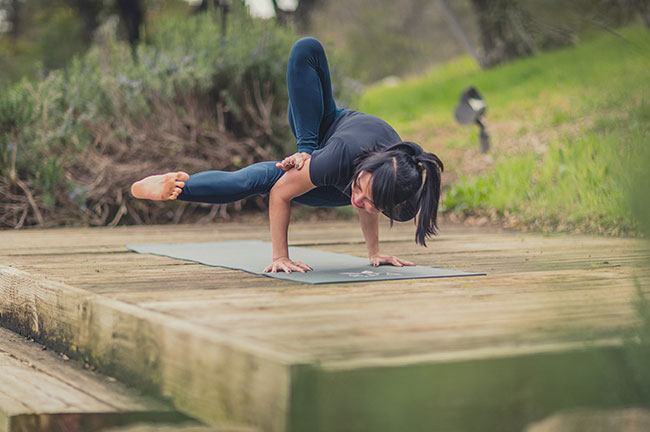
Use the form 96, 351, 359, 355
264, 257, 313, 273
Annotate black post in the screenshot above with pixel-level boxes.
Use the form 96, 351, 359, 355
115, 0, 144, 59
477, 119, 490, 153
220, 0, 229, 48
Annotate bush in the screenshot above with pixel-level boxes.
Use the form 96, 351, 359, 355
0, 6, 300, 228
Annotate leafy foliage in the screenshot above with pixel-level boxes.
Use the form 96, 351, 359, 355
0, 7, 299, 228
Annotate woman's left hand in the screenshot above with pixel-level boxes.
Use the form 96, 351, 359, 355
369, 254, 415, 267
276, 152, 311, 171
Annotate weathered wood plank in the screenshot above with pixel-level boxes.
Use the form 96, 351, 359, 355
0, 327, 188, 432
104, 422, 260, 432
0, 220, 420, 252
524, 408, 650, 432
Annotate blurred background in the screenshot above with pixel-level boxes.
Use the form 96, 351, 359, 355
1, 4, 649, 431
0, 0, 648, 233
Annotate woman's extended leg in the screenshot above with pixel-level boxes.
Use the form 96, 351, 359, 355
287, 37, 341, 154
131, 162, 351, 207
131, 162, 284, 203
177, 162, 285, 204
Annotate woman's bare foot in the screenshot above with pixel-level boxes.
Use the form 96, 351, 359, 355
130, 171, 190, 201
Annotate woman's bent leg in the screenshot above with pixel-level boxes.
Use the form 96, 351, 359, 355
287, 37, 338, 154
178, 162, 285, 204
292, 186, 351, 207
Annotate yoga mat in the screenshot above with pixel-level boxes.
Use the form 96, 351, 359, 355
127, 240, 484, 285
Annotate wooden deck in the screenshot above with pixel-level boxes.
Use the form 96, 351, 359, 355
1, 221, 649, 431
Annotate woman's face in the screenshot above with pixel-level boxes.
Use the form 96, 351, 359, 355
351, 172, 379, 214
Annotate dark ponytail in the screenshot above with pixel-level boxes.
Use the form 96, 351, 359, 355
351, 141, 444, 247
413, 145, 444, 246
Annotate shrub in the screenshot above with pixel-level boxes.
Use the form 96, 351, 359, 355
0, 6, 301, 228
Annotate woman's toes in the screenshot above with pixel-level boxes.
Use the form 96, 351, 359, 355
177, 171, 190, 181
175, 181, 185, 188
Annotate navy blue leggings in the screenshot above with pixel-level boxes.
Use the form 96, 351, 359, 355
178, 38, 350, 207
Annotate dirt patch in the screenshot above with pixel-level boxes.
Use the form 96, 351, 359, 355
410, 110, 595, 188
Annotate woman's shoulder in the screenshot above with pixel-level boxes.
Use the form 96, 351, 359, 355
332, 110, 397, 136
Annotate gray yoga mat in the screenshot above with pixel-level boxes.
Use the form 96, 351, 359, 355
127, 240, 484, 284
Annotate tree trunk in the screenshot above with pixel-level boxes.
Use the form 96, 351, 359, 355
6, 0, 21, 41
470, 0, 535, 68
629, 0, 650, 29
270, 0, 291, 25
194, 0, 229, 46
72, 0, 103, 42
115, 0, 144, 53
438, 0, 481, 66
271, 0, 319, 32
293, 0, 317, 32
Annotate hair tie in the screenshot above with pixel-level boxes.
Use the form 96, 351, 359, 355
413, 154, 425, 171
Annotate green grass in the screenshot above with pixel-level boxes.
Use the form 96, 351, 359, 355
358, 26, 650, 234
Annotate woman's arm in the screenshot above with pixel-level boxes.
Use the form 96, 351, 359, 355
357, 209, 416, 267
264, 158, 316, 273
358, 208, 380, 258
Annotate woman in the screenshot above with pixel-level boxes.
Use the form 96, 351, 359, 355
131, 37, 444, 274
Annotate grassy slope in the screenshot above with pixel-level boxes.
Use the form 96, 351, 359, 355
358, 26, 650, 234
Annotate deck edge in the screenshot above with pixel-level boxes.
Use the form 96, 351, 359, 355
0, 265, 291, 432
